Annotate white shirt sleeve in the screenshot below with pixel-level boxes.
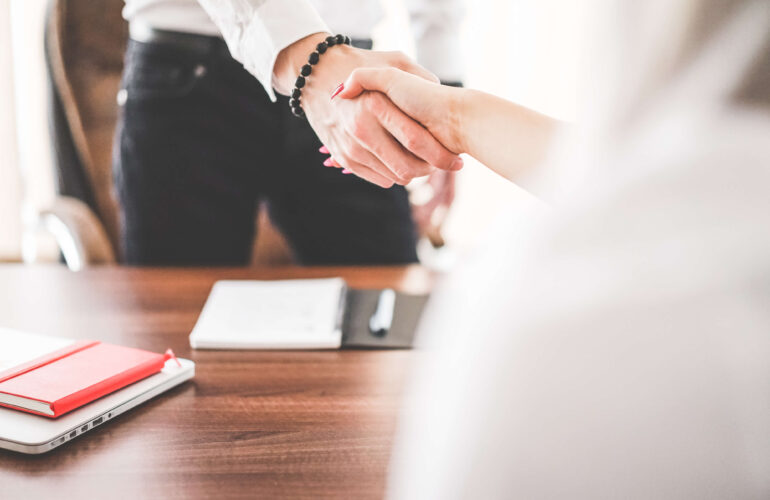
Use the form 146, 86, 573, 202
195, 0, 330, 100
406, 0, 465, 82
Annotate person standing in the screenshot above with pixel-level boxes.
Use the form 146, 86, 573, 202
114, 0, 464, 265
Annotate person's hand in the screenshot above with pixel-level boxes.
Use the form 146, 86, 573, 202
338, 65, 559, 184
274, 33, 464, 188
410, 170, 455, 247
337, 67, 467, 156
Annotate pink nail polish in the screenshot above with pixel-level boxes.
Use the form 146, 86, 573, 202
323, 158, 334, 167
330, 83, 345, 100
341, 169, 352, 174
319, 145, 330, 154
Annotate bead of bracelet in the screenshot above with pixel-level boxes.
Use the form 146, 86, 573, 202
288, 34, 352, 119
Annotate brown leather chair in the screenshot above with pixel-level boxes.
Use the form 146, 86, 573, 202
42, 0, 292, 269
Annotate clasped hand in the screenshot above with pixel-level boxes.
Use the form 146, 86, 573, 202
276, 33, 463, 188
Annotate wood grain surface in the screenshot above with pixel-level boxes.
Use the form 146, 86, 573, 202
0, 264, 435, 499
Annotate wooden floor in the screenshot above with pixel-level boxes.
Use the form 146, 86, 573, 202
0, 264, 435, 499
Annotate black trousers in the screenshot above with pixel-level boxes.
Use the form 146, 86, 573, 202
113, 36, 418, 266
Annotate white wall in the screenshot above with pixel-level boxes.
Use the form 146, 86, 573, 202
11, 0, 58, 262
0, 2, 23, 261
0, 0, 58, 263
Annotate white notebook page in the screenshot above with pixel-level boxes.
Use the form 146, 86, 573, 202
189, 278, 346, 349
0, 329, 75, 373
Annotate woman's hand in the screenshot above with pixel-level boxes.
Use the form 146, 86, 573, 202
337, 67, 467, 155
338, 67, 559, 184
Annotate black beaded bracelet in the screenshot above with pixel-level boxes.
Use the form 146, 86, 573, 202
289, 34, 352, 118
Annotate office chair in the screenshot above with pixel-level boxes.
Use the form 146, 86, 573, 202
42, 0, 123, 268
42, 0, 292, 269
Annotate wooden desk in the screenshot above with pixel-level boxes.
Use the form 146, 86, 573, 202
0, 265, 434, 499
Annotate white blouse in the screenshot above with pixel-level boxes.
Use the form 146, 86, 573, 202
387, 2, 770, 495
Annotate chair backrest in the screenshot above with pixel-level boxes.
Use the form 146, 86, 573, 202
44, 0, 293, 266
45, 0, 126, 256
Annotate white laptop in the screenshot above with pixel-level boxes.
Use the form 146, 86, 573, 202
0, 329, 195, 455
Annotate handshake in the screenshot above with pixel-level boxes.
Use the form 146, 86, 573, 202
275, 33, 468, 189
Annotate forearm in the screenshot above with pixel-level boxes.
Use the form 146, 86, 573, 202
456, 89, 558, 181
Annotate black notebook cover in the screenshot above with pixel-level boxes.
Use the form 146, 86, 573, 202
341, 289, 430, 349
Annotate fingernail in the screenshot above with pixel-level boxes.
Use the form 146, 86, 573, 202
323, 158, 334, 167
319, 145, 330, 154
449, 157, 464, 171
330, 83, 345, 100
341, 169, 352, 174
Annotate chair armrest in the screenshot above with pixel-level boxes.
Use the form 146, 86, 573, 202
39, 196, 116, 270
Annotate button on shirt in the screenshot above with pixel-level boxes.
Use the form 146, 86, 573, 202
122, 0, 464, 100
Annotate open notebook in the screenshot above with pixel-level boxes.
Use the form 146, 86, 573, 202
189, 278, 347, 349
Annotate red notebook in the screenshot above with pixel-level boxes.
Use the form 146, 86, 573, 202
0, 340, 172, 418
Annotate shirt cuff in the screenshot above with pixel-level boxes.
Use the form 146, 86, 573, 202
231, 0, 330, 101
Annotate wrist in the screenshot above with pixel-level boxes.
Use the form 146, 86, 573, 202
273, 32, 331, 95
448, 86, 472, 154
301, 43, 361, 100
